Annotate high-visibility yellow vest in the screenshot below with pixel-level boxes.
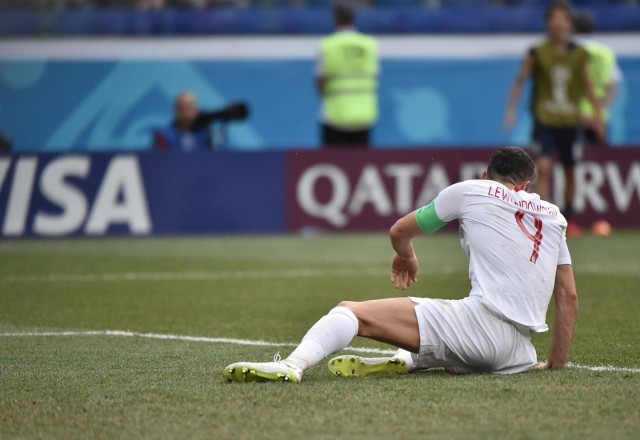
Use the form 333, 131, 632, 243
580, 41, 617, 121
320, 31, 378, 128
531, 41, 589, 126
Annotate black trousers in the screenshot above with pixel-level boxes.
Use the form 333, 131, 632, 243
321, 124, 370, 148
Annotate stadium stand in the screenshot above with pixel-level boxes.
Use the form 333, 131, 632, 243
0, 1, 638, 35
1, 1, 637, 10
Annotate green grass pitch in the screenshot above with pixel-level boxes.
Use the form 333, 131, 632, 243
1, 232, 639, 439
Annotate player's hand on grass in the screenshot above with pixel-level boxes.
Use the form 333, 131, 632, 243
530, 361, 566, 371
390, 252, 418, 290
531, 361, 549, 370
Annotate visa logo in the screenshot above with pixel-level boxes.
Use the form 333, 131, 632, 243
0, 155, 152, 237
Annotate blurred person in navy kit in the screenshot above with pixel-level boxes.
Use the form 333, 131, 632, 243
573, 10, 623, 146
153, 91, 248, 151
504, 2, 603, 237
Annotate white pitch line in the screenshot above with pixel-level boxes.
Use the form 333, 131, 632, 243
566, 362, 640, 374
0, 330, 396, 355
0, 268, 387, 283
1, 264, 636, 284
1, 330, 638, 373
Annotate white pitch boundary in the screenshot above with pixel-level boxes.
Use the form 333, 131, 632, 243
566, 362, 640, 374
2, 263, 635, 284
1, 330, 638, 374
0, 330, 396, 355
0, 268, 389, 283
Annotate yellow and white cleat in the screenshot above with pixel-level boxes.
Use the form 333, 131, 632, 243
328, 355, 409, 378
223, 360, 302, 383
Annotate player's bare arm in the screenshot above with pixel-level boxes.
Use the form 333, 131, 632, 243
389, 212, 423, 290
504, 53, 534, 130
544, 264, 579, 369
603, 80, 618, 109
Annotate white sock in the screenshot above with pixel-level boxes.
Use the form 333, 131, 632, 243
393, 348, 418, 372
352, 350, 417, 371
285, 306, 359, 371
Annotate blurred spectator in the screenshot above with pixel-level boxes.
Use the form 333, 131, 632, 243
504, 2, 603, 236
316, 4, 379, 148
0, 132, 12, 153
0, 1, 635, 11
134, 0, 166, 10
3, 0, 247, 10
573, 10, 623, 145
152, 91, 248, 151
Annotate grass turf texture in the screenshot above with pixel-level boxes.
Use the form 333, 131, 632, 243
1, 232, 639, 439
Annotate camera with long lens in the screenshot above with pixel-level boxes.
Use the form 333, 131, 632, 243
216, 102, 249, 121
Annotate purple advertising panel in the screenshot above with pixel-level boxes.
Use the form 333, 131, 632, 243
286, 148, 640, 231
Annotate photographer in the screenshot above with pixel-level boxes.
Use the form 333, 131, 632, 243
152, 91, 248, 151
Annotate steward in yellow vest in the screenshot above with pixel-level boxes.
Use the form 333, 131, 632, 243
316, 5, 379, 147
573, 10, 623, 144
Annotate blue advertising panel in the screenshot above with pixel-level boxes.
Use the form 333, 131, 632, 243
0, 151, 285, 237
1, 56, 639, 152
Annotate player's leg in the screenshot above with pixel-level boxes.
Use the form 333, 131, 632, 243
286, 297, 419, 370
326, 298, 420, 377
223, 304, 358, 383
534, 155, 553, 201
531, 122, 554, 201
332, 297, 540, 378
563, 164, 575, 216
340, 298, 420, 351
557, 126, 581, 236
328, 347, 415, 378
223, 297, 419, 383
583, 126, 598, 147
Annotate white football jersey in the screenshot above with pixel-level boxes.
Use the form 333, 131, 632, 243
432, 179, 571, 335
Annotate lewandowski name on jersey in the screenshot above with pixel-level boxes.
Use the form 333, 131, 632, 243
487, 185, 559, 216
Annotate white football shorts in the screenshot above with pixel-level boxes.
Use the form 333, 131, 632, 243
410, 296, 538, 374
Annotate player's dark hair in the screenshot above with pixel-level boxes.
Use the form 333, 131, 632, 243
573, 10, 595, 34
334, 4, 355, 26
487, 146, 536, 185
545, 1, 572, 23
